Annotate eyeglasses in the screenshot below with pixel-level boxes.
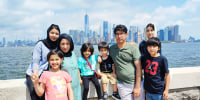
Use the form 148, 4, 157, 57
115, 32, 126, 36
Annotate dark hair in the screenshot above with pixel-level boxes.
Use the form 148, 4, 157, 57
114, 24, 127, 34
80, 43, 94, 57
146, 23, 155, 31
98, 42, 109, 51
146, 37, 161, 48
47, 24, 60, 37
47, 49, 64, 61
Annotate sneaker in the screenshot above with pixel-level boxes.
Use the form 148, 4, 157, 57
112, 93, 121, 100
103, 92, 108, 100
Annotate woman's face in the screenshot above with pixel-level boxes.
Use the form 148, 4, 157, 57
60, 38, 70, 53
49, 28, 60, 42
146, 26, 155, 39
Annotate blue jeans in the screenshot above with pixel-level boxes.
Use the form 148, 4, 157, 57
146, 91, 163, 100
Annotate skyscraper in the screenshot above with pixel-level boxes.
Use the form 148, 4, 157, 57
84, 14, 89, 38
167, 26, 174, 41
164, 27, 169, 41
174, 25, 179, 41
158, 29, 164, 41
129, 26, 137, 42
3, 37, 6, 46
103, 21, 108, 41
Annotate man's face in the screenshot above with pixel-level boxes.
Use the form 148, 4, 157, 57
115, 30, 128, 44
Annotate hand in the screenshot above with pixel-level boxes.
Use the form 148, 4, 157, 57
163, 90, 168, 100
80, 79, 83, 85
97, 56, 102, 63
133, 87, 141, 98
112, 73, 117, 78
98, 73, 102, 77
31, 67, 39, 84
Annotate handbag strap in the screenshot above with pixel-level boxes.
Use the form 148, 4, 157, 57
84, 57, 97, 73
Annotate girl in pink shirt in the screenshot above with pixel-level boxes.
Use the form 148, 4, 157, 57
31, 49, 74, 100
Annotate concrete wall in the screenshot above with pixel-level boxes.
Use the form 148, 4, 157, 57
0, 66, 200, 100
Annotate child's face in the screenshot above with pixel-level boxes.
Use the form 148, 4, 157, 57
83, 48, 91, 59
48, 54, 63, 71
147, 45, 160, 56
60, 38, 70, 53
146, 26, 155, 39
99, 48, 108, 57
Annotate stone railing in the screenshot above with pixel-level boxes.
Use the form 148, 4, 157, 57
0, 66, 200, 100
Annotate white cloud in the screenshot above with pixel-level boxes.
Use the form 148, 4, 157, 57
0, 0, 200, 40
23, 0, 64, 10
45, 10, 55, 16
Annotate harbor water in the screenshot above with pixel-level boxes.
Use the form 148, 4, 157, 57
0, 42, 199, 80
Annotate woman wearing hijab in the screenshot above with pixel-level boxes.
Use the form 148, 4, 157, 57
26, 24, 60, 100
57, 33, 81, 100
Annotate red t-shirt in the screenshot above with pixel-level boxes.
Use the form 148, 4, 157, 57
39, 71, 72, 100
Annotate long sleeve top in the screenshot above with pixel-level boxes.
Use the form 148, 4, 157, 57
26, 41, 50, 76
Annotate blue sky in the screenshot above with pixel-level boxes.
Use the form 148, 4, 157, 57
0, 0, 200, 41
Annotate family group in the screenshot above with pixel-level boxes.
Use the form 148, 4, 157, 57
26, 23, 170, 100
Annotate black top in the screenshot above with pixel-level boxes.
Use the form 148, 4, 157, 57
139, 40, 162, 57
100, 55, 114, 73
141, 55, 169, 94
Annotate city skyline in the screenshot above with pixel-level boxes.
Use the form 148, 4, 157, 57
0, 0, 200, 41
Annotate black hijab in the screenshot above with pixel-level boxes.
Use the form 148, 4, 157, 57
42, 24, 60, 50
57, 33, 74, 57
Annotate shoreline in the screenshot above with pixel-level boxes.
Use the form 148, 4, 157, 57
0, 66, 200, 100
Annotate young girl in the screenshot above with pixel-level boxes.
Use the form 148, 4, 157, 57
78, 43, 102, 100
26, 24, 60, 100
139, 23, 161, 57
31, 49, 74, 100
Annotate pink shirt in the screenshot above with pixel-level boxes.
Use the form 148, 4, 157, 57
39, 71, 72, 100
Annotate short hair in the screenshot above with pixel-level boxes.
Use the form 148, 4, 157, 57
47, 49, 64, 61
114, 24, 128, 34
80, 43, 94, 57
146, 37, 161, 48
98, 42, 109, 51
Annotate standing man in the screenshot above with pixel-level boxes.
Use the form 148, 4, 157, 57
110, 24, 145, 100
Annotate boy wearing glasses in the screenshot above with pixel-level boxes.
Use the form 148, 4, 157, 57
98, 42, 120, 100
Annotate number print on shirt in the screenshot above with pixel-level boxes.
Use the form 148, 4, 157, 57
145, 60, 159, 75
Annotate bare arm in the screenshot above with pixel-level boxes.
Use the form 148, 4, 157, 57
67, 83, 74, 100
112, 64, 117, 78
33, 82, 45, 97
31, 68, 45, 97
78, 69, 83, 84
163, 73, 170, 99
133, 60, 142, 98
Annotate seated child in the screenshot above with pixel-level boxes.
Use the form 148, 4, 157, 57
98, 42, 120, 100
78, 43, 102, 100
